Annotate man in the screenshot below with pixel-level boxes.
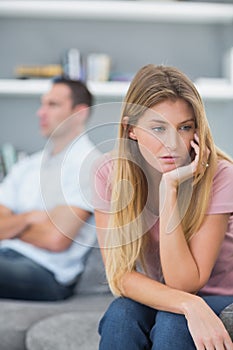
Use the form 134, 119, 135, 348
0, 77, 100, 301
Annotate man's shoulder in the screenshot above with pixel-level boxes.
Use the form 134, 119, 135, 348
71, 134, 99, 153
9, 151, 42, 174
65, 135, 102, 166
28, 150, 43, 162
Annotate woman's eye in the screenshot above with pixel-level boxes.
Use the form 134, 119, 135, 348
179, 125, 193, 131
152, 126, 166, 132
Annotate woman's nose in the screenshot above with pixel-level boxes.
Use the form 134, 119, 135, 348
164, 129, 179, 151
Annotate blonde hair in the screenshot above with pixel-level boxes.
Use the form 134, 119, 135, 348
104, 64, 233, 295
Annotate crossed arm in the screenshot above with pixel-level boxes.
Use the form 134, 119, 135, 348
0, 204, 91, 252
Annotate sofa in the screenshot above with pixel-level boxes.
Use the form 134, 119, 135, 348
220, 302, 233, 340
0, 246, 113, 350
0, 246, 232, 350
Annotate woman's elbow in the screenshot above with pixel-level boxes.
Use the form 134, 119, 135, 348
164, 275, 208, 294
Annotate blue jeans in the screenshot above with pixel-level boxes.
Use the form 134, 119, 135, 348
99, 295, 233, 350
0, 249, 76, 301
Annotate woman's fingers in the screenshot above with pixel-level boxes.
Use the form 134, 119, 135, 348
194, 133, 210, 167
224, 337, 233, 350
186, 298, 233, 350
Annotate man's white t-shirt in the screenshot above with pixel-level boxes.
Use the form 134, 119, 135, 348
0, 134, 100, 285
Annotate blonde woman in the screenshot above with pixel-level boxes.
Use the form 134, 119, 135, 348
94, 64, 233, 349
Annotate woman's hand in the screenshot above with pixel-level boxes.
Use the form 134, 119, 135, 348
160, 133, 209, 189
184, 297, 233, 350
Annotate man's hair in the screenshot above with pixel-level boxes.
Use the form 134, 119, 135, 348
52, 76, 93, 109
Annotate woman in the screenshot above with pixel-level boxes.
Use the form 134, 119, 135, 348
94, 64, 233, 349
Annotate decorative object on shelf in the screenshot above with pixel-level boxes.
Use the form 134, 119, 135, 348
15, 64, 63, 78
0, 143, 28, 179
223, 47, 233, 84
62, 48, 84, 81
194, 45, 233, 100
86, 53, 111, 82
1, 143, 17, 175
0, 154, 5, 182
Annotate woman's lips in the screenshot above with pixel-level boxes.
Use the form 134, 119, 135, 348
160, 156, 179, 164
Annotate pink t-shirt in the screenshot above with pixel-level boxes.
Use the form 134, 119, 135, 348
94, 155, 233, 296
200, 160, 233, 295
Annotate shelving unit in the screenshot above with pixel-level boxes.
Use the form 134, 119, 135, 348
0, 1, 233, 100
0, 1, 233, 155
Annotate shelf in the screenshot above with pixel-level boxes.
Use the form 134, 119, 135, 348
0, 79, 232, 101
0, 79, 130, 98
195, 82, 233, 101
0, 79, 52, 96
0, 1, 233, 23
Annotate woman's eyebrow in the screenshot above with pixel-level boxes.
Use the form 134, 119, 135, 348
179, 118, 195, 124
149, 119, 168, 124
147, 118, 195, 125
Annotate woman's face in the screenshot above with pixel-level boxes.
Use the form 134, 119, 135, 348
129, 98, 196, 173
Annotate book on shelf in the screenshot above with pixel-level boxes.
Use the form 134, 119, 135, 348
0, 143, 28, 181
15, 64, 63, 79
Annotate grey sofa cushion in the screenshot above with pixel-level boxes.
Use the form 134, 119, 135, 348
0, 294, 113, 350
219, 303, 233, 340
25, 311, 101, 350
0, 245, 111, 350
76, 247, 109, 295
24, 302, 233, 350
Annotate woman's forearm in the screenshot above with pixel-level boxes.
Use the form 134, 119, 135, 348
159, 179, 201, 292
120, 271, 233, 350
121, 270, 198, 314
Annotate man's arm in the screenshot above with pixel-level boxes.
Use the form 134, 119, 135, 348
0, 204, 30, 239
0, 204, 51, 240
20, 205, 91, 252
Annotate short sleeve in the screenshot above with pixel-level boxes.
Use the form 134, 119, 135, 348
92, 153, 113, 212
60, 140, 101, 213
0, 156, 32, 211
207, 160, 233, 215
0, 167, 18, 209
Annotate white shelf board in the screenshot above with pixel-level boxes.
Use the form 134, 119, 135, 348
0, 79, 52, 96
0, 79, 130, 98
88, 81, 130, 97
195, 82, 233, 101
0, 79, 232, 101
0, 1, 233, 23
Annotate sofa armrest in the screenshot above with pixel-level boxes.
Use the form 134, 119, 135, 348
219, 303, 233, 340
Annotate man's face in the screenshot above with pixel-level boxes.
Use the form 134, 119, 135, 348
37, 83, 76, 138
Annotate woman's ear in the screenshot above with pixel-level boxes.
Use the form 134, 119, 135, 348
122, 116, 137, 140
128, 128, 137, 140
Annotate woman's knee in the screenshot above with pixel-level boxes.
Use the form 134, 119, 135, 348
99, 297, 155, 334
150, 311, 195, 350
99, 297, 156, 350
